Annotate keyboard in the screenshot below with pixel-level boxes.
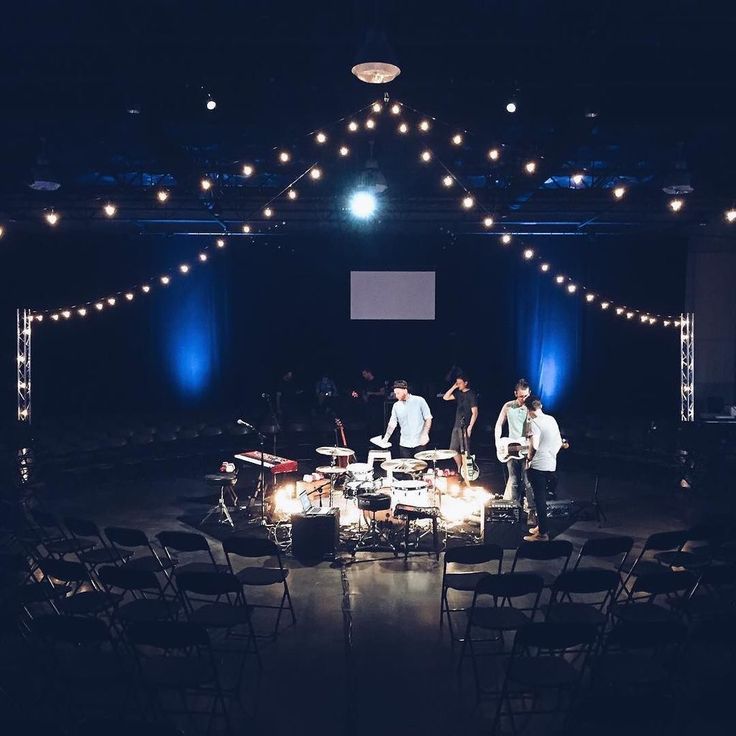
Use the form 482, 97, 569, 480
234, 451, 298, 475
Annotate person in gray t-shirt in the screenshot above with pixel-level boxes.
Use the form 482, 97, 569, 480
381, 380, 433, 459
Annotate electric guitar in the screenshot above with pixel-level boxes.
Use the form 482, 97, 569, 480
496, 437, 529, 463
459, 424, 480, 481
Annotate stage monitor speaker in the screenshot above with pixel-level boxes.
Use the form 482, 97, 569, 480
482, 500, 524, 549
291, 512, 339, 560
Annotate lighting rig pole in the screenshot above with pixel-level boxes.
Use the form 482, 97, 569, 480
17, 308, 32, 424
680, 312, 694, 422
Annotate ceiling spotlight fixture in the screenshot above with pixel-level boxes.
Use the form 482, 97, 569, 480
669, 198, 684, 212
501, 234, 512, 244
156, 189, 169, 202
315, 132, 327, 143
390, 103, 401, 114
420, 150, 432, 163
349, 190, 378, 219
523, 249, 534, 260
419, 120, 430, 132
242, 164, 254, 176
278, 151, 290, 163
309, 168, 322, 180
506, 101, 517, 114
451, 133, 463, 146
287, 189, 297, 200
351, 29, 401, 84
524, 161, 537, 174
372, 102, 382, 113
242, 224, 251, 233
488, 148, 500, 161
462, 196, 474, 209
348, 121, 358, 132
483, 216, 494, 228
103, 203, 116, 217
398, 122, 408, 134
442, 175, 453, 187
365, 118, 376, 129
613, 186, 626, 199
44, 211, 59, 226
200, 178, 212, 191
339, 146, 349, 156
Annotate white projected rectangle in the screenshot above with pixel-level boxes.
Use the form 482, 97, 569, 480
350, 271, 436, 320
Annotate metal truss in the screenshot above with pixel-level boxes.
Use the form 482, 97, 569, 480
16, 308, 31, 424
680, 312, 694, 422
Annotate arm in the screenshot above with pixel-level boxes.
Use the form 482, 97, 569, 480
467, 406, 479, 435
419, 399, 432, 445
494, 404, 508, 445
383, 404, 398, 442
442, 384, 457, 401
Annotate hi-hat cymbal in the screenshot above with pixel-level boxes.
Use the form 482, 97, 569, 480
316, 446, 354, 457
414, 449, 456, 461
315, 465, 348, 475
381, 459, 428, 473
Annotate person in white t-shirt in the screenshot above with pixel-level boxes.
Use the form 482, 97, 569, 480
523, 395, 563, 542
381, 380, 433, 459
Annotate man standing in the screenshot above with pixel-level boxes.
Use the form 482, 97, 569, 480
352, 367, 386, 439
443, 374, 478, 478
523, 395, 563, 542
381, 380, 432, 459
494, 378, 536, 525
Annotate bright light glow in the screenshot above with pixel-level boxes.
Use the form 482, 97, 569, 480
419, 120, 430, 131
200, 178, 212, 191
315, 132, 327, 143
273, 486, 302, 517
462, 196, 474, 209
613, 186, 626, 199
339, 146, 349, 156
157, 189, 169, 202
161, 276, 170, 285
506, 101, 517, 113
372, 102, 382, 113
640, 314, 649, 323
571, 173, 584, 186
309, 168, 322, 180
288, 189, 297, 199
442, 175, 453, 187
664, 320, 671, 326
567, 284, 577, 293
206, 98, 216, 111
179, 264, 189, 274
726, 209, 736, 222
61, 310, 71, 319
585, 293, 595, 302
103, 203, 116, 217
649, 317, 657, 325
452, 133, 463, 145
0, 226, 4, 238
107, 297, 116, 306
242, 164, 254, 177
216, 238, 225, 247
348, 121, 358, 132
365, 118, 376, 129
349, 190, 377, 219
601, 301, 610, 309
51, 314, 59, 321
616, 307, 624, 315
279, 151, 290, 163
390, 103, 401, 114
263, 207, 273, 217
483, 216, 494, 228
35, 314, 43, 322
524, 161, 537, 174
398, 122, 408, 134
669, 198, 684, 212
555, 275, 565, 284
45, 211, 59, 226
626, 311, 634, 319
540, 263, 550, 272
523, 249, 534, 259
17, 354, 25, 363
488, 148, 500, 161
125, 292, 134, 301
501, 234, 512, 244
141, 285, 151, 293
242, 224, 251, 233
420, 150, 432, 162
199, 253, 208, 262
95, 302, 104, 311
674, 320, 681, 327
77, 308, 87, 317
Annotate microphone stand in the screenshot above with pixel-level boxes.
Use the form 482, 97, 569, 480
263, 393, 280, 455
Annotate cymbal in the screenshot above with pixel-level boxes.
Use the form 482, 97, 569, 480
316, 446, 354, 457
414, 449, 456, 461
381, 459, 428, 474
315, 465, 347, 475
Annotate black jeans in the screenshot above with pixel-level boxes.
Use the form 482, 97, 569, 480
399, 444, 427, 459
527, 468, 553, 535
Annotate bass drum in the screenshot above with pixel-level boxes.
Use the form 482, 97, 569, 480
390, 479, 432, 510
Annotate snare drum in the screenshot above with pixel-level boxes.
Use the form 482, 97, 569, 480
346, 462, 373, 483
391, 479, 432, 509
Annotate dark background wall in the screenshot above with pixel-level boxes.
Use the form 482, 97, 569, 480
0, 228, 685, 432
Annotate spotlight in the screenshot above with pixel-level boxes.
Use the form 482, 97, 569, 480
103, 203, 117, 217
585, 293, 595, 302
488, 148, 500, 161
524, 161, 537, 174
483, 216, 494, 228
107, 297, 116, 306
242, 164, 254, 177
462, 196, 474, 209
216, 238, 225, 248
390, 103, 401, 114
567, 284, 577, 293
571, 173, 584, 186
62, 310, 71, 319
278, 151, 290, 163
555, 275, 565, 284
198, 253, 208, 262
141, 285, 151, 293
0, 226, 4, 238
339, 146, 349, 156
442, 175, 453, 187
263, 207, 273, 217
601, 301, 610, 309
349, 190, 377, 219
242, 224, 251, 233
420, 150, 432, 163
669, 198, 684, 212
506, 101, 517, 113
398, 122, 408, 134
348, 121, 358, 132
200, 178, 212, 191
613, 186, 626, 199
206, 97, 216, 111
309, 168, 322, 180
179, 264, 189, 274
287, 189, 297, 199
501, 234, 512, 244
157, 189, 169, 202
451, 133, 463, 146
419, 120, 430, 132
45, 211, 59, 226
540, 263, 550, 272
523, 248, 534, 259
372, 102, 382, 113
160, 276, 170, 285
125, 292, 134, 301
365, 118, 376, 129
315, 132, 327, 144
95, 302, 104, 311
725, 209, 736, 222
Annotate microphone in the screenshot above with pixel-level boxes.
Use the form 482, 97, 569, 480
261, 392, 270, 399
236, 419, 256, 430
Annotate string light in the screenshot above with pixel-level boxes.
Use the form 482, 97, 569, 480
141, 285, 151, 293
523, 248, 534, 259
501, 234, 512, 244
51, 314, 59, 321
483, 217, 494, 228
585, 293, 596, 302
626, 311, 634, 319
315, 132, 327, 144
571, 173, 584, 187
555, 275, 565, 284
287, 189, 298, 200
107, 297, 116, 306
442, 175, 453, 187
157, 189, 169, 202
103, 203, 117, 217
179, 264, 189, 274
462, 196, 474, 209
200, 178, 212, 191
95, 302, 104, 311
62, 310, 71, 319
649, 317, 657, 325
35, 314, 43, 322
451, 133, 463, 146
506, 101, 517, 114
160, 276, 170, 285
601, 301, 610, 310
242, 164, 254, 177
524, 161, 537, 174
419, 120, 430, 132
420, 150, 432, 163
725, 209, 736, 222
663, 319, 671, 326
263, 207, 273, 217
125, 292, 134, 301
199, 253, 208, 262
309, 168, 322, 180
669, 198, 684, 212
398, 123, 409, 134
640, 314, 649, 323
613, 186, 626, 199
567, 284, 577, 293
348, 121, 358, 132
365, 118, 376, 130
371, 102, 382, 113
390, 103, 401, 115
339, 146, 349, 156
488, 148, 500, 161
45, 211, 59, 226
78, 308, 87, 316
540, 263, 550, 272
216, 238, 225, 248
278, 151, 290, 163
616, 307, 624, 315
0, 226, 4, 238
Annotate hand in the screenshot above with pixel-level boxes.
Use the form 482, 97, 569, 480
419, 432, 429, 446
467, 427, 473, 438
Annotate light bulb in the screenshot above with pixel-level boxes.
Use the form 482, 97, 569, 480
288, 189, 297, 200
242, 224, 251, 233
125, 292, 134, 301
483, 217, 494, 228
616, 307, 624, 315
78, 308, 87, 316
107, 297, 116, 306
216, 238, 225, 247
206, 98, 216, 111
339, 146, 349, 156
398, 123, 408, 134
103, 203, 116, 217
613, 186, 626, 199
372, 102, 382, 113
0, 226, 4, 238
309, 168, 322, 180
725, 209, 736, 223
488, 148, 500, 161
160, 276, 170, 285
179, 264, 189, 274
141, 285, 151, 293
567, 284, 577, 293
278, 151, 290, 163
601, 301, 610, 309
263, 207, 273, 217
523, 249, 534, 259
200, 178, 212, 191
420, 150, 432, 163
626, 311, 634, 319
419, 120, 430, 132
640, 314, 649, 323
663, 320, 671, 326
506, 101, 517, 113
51, 314, 59, 321
35, 314, 43, 322
95, 303, 104, 311
501, 234, 512, 244
348, 121, 358, 132
199, 253, 208, 262
242, 164, 254, 177
315, 132, 327, 143
571, 173, 584, 186
390, 103, 401, 115
462, 196, 474, 209
365, 118, 375, 129
585, 293, 595, 302
442, 175, 453, 187
157, 189, 169, 202
669, 198, 683, 212
451, 133, 463, 146
62, 310, 72, 319
555, 275, 565, 284
45, 211, 59, 226
540, 263, 550, 272
524, 161, 537, 174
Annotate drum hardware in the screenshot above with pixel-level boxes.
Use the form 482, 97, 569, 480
380, 459, 428, 475
413, 448, 454, 514
315, 445, 354, 506
353, 493, 398, 556
201, 471, 239, 527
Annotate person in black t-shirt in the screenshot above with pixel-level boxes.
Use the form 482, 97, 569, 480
351, 368, 386, 436
443, 374, 479, 477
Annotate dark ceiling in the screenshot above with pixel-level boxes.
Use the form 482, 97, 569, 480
1, 0, 735, 237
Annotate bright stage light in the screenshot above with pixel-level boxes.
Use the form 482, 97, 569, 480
315, 132, 327, 143
501, 234, 512, 244
157, 189, 169, 202
442, 175, 453, 187
349, 190, 377, 219
506, 101, 517, 113
488, 148, 500, 161
242, 164, 254, 177
206, 97, 216, 111
452, 133, 463, 146
725, 209, 736, 222
613, 186, 626, 199
103, 203, 117, 217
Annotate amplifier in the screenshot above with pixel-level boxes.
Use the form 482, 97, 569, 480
482, 499, 524, 549
547, 500, 575, 518
290, 511, 339, 560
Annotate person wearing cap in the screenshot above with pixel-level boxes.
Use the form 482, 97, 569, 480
381, 380, 433, 459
